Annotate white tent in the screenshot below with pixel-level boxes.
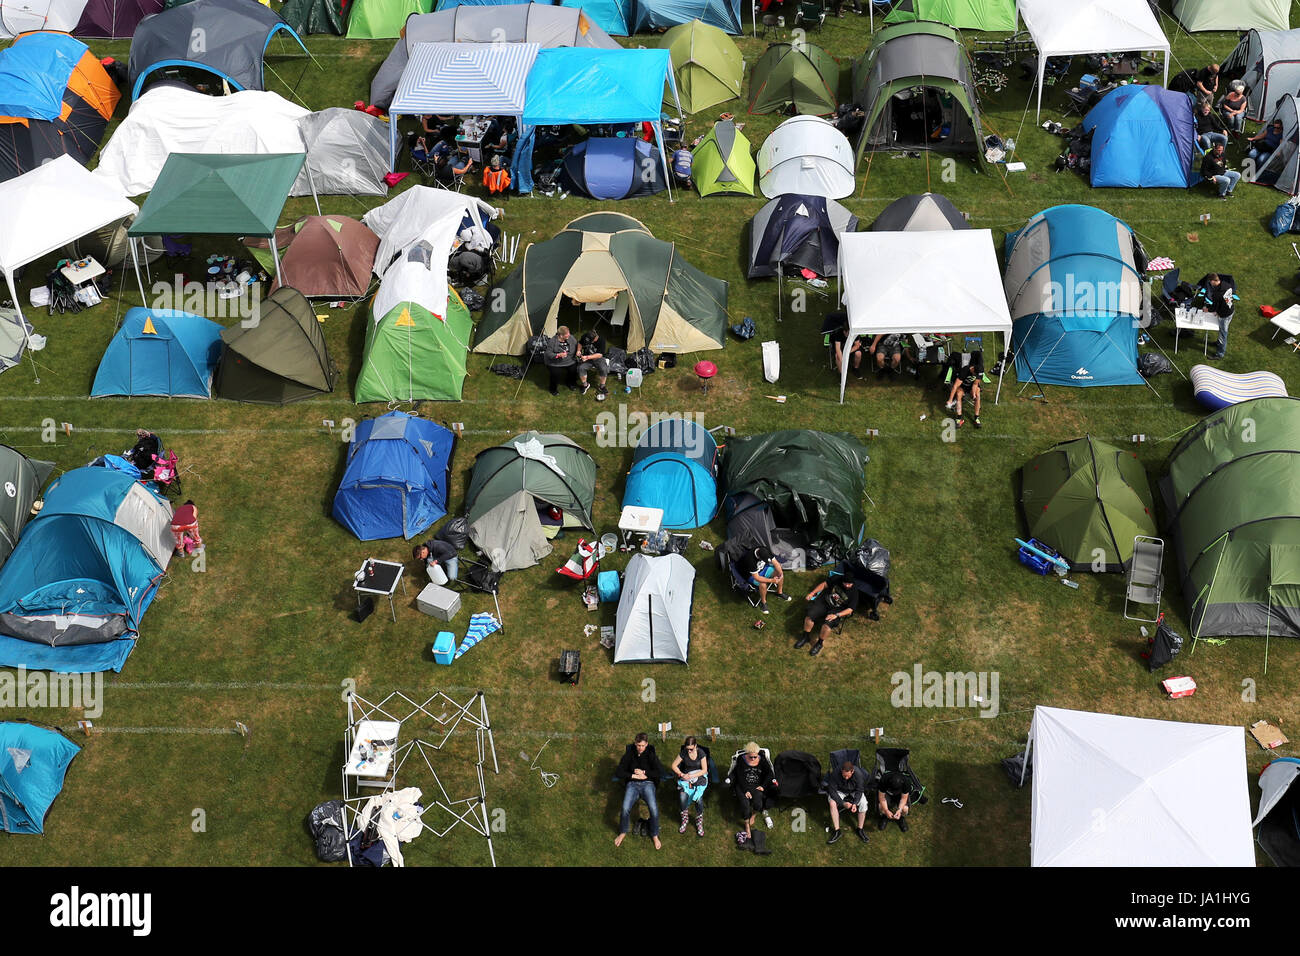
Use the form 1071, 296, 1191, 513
836, 229, 1012, 403
1025, 706, 1255, 867
614, 553, 694, 664
362, 186, 500, 278
1019, 0, 1169, 121
294, 108, 390, 197
757, 115, 855, 199
372, 212, 464, 326
1254, 756, 1300, 866
0, 156, 136, 366
0, 0, 86, 37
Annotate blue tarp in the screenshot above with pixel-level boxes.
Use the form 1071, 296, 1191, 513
631, 0, 741, 33
91, 309, 224, 399
0, 723, 80, 835
1007, 204, 1145, 387
1081, 85, 1198, 188
0, 32, 87, 121
333, 410, 456, 540
523, 48, 674, 125
623, 418, 718, 529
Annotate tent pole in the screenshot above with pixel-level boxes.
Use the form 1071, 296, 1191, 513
1036, 57, 1045, 123
994, 329, 1006, 405
777, 270, 783, 322
1019, 725, 1032, 787
389, 115, 399, 173
130, 236, 147, 302
653, 121, 674, 203
4, 270, 30, 353
304, 149, 322, 217
270, 233, 283, 276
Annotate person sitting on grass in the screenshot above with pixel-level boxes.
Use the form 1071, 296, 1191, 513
870, 333, 904, 377
1201, 143, 1240, 201
614, 732, 666, 850
945, 361, 982, 429
731, 742, 778, 846
746, 546, 791, 614
796, 575, 857, 658
876, 769, 913, 832
825, 758, 870, 845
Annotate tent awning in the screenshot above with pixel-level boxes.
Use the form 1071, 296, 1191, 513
391, 41, 538, 116
128, 152, 305, 236
522, 47, 676, 126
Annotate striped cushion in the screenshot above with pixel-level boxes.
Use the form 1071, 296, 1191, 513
1190, 365, 1288, 410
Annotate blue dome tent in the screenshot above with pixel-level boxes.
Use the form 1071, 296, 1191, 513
333, 410, 456, 541
1080, 85, 1198, 188
91, 308, 223, 399
0, 466, 175, 673
562, 137, 666, 200
623, 417, 718, 529
1004, 205, 1147, 388
632, 0, 741, 34
0, 723, 80, 835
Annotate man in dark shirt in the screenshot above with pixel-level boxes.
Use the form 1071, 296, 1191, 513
796, 576, 858, 657
413, 537, 459, 583
1195, 63, 1220, 100
614, 732, 667, 849
825, 759, 870, 845
1248, 119, 1284, 170
1201, 143, 1240, 199
544, 326, 577, 395
877, 769, 914, 832
576, 330, 609, 399
831, 320, 865, 379
730, 742, 778, 844
1196, 272, 1236, 359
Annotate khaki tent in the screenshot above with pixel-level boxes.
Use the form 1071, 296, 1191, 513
0, 445, 54, 569
215, 287, 337, 404
662, 19, 743, 114
747, 41, 839, 116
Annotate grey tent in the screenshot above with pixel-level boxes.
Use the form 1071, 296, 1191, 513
1251, 93, 1300, 195
294, 108, 390, 197
614, 553, 695, 664
748, 194, 858, 279
870, 192, 969, 231
370, 2, 618, 109
464, 431, 597, 571
0, 309, 32, 377
73, 215, 164, 270
0, 445, 54, 569
1223, 28, 1300, 121
128, 0, 310, 100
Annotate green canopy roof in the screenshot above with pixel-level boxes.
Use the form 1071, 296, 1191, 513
128, 153, 306, 237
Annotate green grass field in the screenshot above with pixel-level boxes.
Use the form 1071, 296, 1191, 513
0, 2, 1296, 868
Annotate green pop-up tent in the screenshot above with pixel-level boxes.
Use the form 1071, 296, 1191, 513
347, 0, 432, 38
884, 0, 1017, 31
356, 290, 472, 403
693, 119, 756, 196
747, 41, 839, 116
216, 287, 338, 404
0, 445, 54, 570
662, 19, 743, 114
1017, 435, 1157, 572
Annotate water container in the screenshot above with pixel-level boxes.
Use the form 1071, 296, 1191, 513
626, 367, 643, 388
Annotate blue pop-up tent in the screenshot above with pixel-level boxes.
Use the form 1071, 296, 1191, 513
1004, 204, 1147, 389
0, 723, 80, 835
558, 0, 630, 35
0, 30, 87, 121
623, 418, 718, 529
1081, 85, 1198, 188
91, 308, 224, 399
333, 410, 456, 540
0, 466, 174, 673
632, 0, 741, 34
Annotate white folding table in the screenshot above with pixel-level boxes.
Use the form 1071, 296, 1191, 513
1174, 306, 1220, 355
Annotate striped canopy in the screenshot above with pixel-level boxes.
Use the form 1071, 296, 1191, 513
391, 41, 538, 116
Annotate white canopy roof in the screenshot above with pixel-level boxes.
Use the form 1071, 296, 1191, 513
1028, 706, 1254, 867
0, 0, 86, 38
1019, 0, 1169, 119
836, 229, 1011, 402
757, 116, 855, 199
362, 186, 500, 278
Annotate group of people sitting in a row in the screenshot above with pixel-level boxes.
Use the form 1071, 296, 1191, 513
1193, 64, 1286, 200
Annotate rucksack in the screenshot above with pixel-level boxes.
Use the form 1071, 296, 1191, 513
1137, 352, 1173, 377
1143, 614, 1184, 672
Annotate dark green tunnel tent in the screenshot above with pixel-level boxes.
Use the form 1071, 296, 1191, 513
0, 445, 54, 570
215, 287, 337, 404
1017, 435, 1157, 572
1159, 397, 1300, 644
746, 41, 839, 116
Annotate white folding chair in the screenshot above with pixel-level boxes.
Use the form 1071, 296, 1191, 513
1124, 535, 1164, 622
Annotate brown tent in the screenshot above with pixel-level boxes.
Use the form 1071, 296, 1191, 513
254, 215, 379, 299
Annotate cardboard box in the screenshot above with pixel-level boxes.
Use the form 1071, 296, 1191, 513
1249, 720, 1288, 750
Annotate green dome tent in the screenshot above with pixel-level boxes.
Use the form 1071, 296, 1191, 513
747, 42, 839, 116
216, 287, 338, 404
1160, 397, 1300, 648
884, 0, 1017, 31
0, 445, 53, 570
1017, 435, 1157, 572
693, 119, 756, 196
662, 19, 743, 114
347, 0, 431, 38
356, 290, 472, 403
1174, 0, 1289, 32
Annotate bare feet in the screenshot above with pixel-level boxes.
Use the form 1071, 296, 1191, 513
652, 836, 662, 850
614, 833, 625, 847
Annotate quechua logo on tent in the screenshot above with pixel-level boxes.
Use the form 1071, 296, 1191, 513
1071, 367, 1093, 381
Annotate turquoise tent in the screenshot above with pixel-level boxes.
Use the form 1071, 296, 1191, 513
623, 418, 718, 529
0, 723, 80, 835
91, 308, 223, 399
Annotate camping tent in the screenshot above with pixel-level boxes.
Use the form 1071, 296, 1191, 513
884, 0, 1015, 31
128, 0, 310, 100
1, 0, 85, 35
216, 286, 337, 403
1025, 706, 1254, 866
464, 432, 597, 571
1254, 93, 1300, 195
1080, 85, 1197, 188
748, 194, 857, 278
473, 212, 728, 356
757, 115, 854, 199
0, 465, 173, 673
1019, 0, 1169, 121
1003, 204, 1146, 389
1017, 435, 1158, 572
74, 0, 161, 36
92, 88, 309, 197
295, 108, 389, 196
634, 0, 739, 34
370, 3, 618, 110
347, 0, 430, 37
0, 31, 120, 183
622, 417, 718, 529
361, 185, 499, 278
662, 19, 742, 114
562, 137, 667, 199
1255, 757, 1300, 867
91, 308, 223, 398
1224, 29, 1300, 121
279, 0, 345, 34
0, 723, 79, 835
747, 41, 838, 116
556, 0, 627, 35
1159, 396, 1300, 645
1175, 0, 1289, 33
265, 215, 379, 298
0, 309, 30, 377
0, 445, 53, 570
332, 410, 455, 541
721, 430, 869, 560
838, 229, 1012, 402
852, 20, 984, 162
614, 552, 695, 664
692, 119, 755, 197
870, 192, 967, 231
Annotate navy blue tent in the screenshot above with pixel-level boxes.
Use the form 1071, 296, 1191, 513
333, 410, 456, 541
1081, 86, 1198, 188
0, 723, 80, 835
91, 308, 224, 399
562, 137, 666, 200
747, 194, 858, 278
623, 418, 718, 529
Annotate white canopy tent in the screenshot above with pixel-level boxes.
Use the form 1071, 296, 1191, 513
757, 115, 855, 199
614, 552, 694, 664
0, 156, 136, 371
0, 0, 86, 37
1019, 0, 1169, 121
836, 229, 1012, 404
1024, 706, 1255, 867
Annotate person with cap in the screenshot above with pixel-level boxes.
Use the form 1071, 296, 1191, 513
575, 330, 610, 400
746, 546, 792, 614
876, 768, 914, 832
825, 758, 871, 845
796, 575, 858, 658
730, 742, 778, 846
614, 732, 667, 849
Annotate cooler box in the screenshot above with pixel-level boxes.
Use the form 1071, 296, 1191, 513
1080, 74, 1100, 92
418, 583, 461, 622
433, 631, 456, 666
597, 570, 621, 603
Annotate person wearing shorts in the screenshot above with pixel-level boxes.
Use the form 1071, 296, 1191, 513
745, 546, 791, 614
576, 331, 609, 399
824, 759, 870, 845
796, 576, 857, 657
945, 362, 982, 428
870, 333, 903, 376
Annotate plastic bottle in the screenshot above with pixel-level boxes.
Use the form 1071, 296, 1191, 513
1062, 579, 1079, 589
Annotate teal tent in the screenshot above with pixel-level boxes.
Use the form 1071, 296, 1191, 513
0, 723, 80, 834
91, 308, 223, 399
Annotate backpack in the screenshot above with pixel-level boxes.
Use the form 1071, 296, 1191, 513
1137, 352, 1173, 377
1143, 614, 1184, 672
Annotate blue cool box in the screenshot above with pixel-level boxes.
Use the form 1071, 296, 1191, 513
433, 631, 455, 666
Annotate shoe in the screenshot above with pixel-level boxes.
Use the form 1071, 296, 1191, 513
778, 593, 793, 602
597, 383, 608, 395
581, 382, 591, 395
877, 817, 888, 831
696, 812, 704, 837
809, 639, 823, 657
852, 368, 864, 379
973, 416, 981, 429
855, 826, 870, 844
1213, 353, 1226, 360
566, 384, 579, 392
944, 400, 955, 410
957, 418, 965, 427
827, 828, 842, 845
898, 818, 909, 833
794, 636, 811, 649
549, 388, 559, 396
680, 811, 689, 834
760, 602, 769, 615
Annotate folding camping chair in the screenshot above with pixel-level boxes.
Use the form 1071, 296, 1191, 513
720, 551, 762, 607
556, 538, 599, 581
449, 557, 506, 632
1124, 535, 1164, 622
866, 747, 927, 825
723, 745, 777, 831
796, 0, 826, 31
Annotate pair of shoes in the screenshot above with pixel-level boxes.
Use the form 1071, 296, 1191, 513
793, 635, 811, 649
957, 417, 965, 427
680, 811, 690, 834
760, 602, 769, 615
827, 828, 842, 845
898, 818, 910, 833
809, 639, 824, 657
973, 416, 982, 429
855, 826, 870, 844
877, 817, 888, 831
